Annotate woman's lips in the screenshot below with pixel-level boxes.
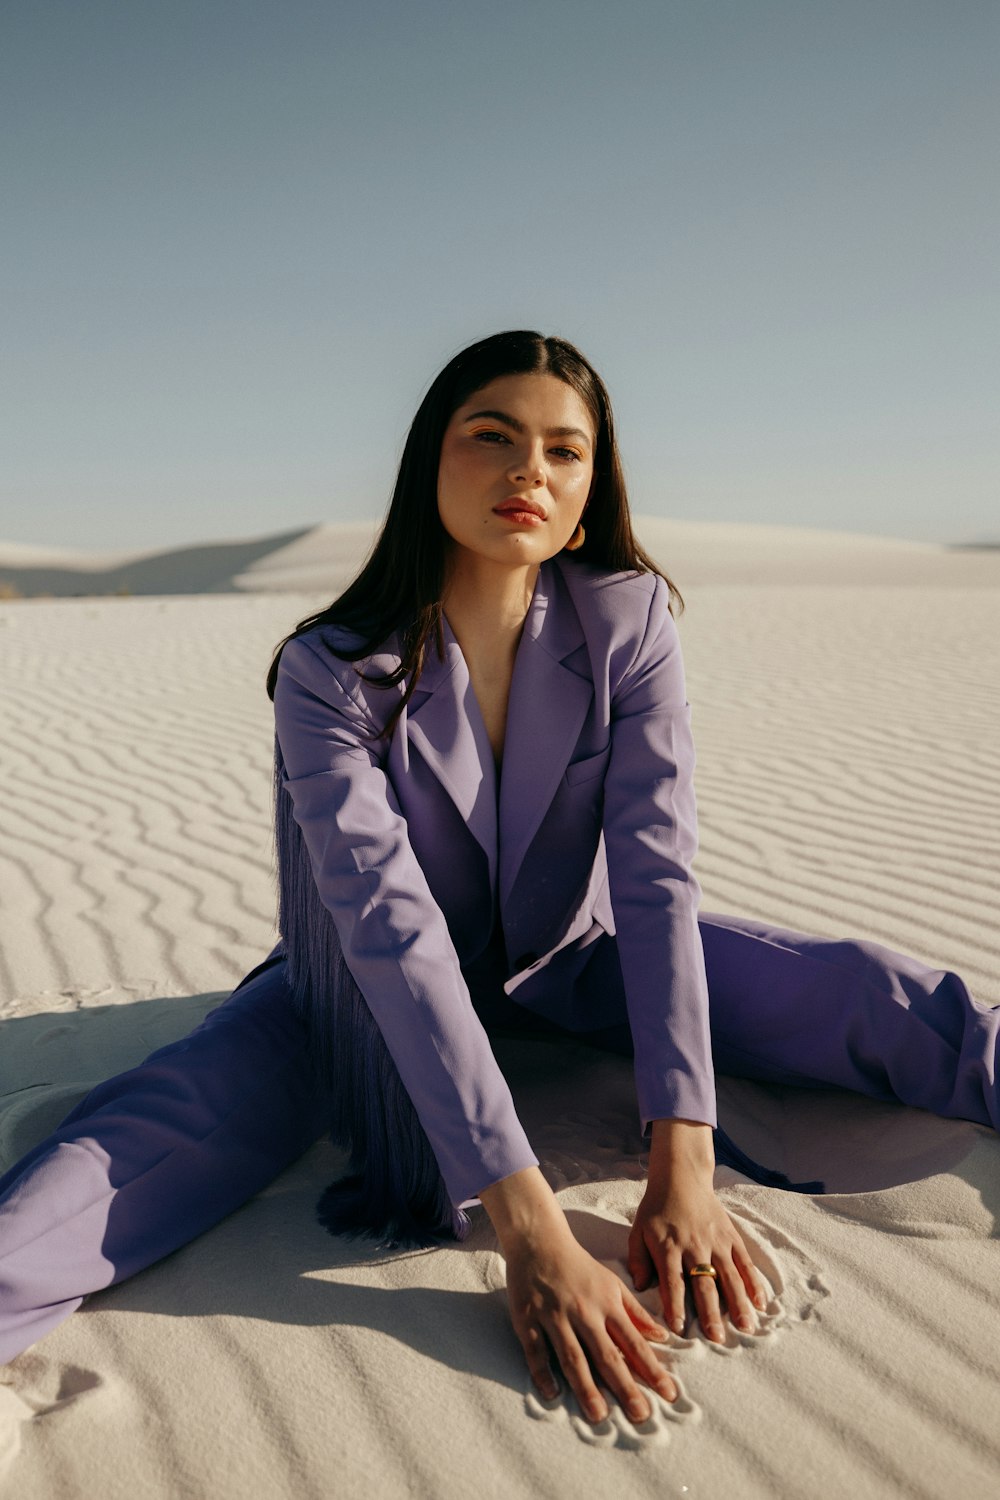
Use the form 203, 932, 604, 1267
493, 507, 544, 526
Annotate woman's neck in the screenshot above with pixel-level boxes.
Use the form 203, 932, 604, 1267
441, 556, 539, 664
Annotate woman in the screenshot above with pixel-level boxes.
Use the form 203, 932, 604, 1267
1, 331, 996, 1431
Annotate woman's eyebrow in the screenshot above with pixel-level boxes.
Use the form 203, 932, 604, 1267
463, 408, 591, 444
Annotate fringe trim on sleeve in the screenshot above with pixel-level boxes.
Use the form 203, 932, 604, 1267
273, 739, 470, 1250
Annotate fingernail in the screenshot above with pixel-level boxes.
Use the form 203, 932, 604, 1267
736, 1313, 756, 1332
589, 1399, 608, 1422
672, 1317, 685, 1336
628, 1399, 649, 1423
539, 1380, 558, 1400
709, 1324, 724, 1343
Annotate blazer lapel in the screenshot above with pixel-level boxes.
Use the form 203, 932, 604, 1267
497, 563, 592, 907
404, 620, 500, 889
403, 559, 593, 908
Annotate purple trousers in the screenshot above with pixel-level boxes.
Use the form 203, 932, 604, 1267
1, 911, 997, 1364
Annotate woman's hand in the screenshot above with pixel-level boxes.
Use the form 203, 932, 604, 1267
480, 1166, 677, 1425
504, 1220, 678, 1424
629, 1120, 769, 1342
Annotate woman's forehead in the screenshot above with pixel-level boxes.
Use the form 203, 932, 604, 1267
454, 372, 595, 432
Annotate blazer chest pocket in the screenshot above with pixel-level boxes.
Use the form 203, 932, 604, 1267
564, 744, 612, 787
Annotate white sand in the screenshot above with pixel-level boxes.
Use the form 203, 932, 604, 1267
1, 523, 998, 1498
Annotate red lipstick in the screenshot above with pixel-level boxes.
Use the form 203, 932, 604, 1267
493, 496, 546, 524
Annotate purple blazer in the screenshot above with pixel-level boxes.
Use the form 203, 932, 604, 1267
272, 553, 717, 1211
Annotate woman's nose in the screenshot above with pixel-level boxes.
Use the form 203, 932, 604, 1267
507, 444, 546, 485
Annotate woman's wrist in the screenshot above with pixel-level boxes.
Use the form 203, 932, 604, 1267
646, 1117, 716, 1190
478, 1165, 570, 1249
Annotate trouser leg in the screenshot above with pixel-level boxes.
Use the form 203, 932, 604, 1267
0, 952, 332, 1365
696, 911, 999, 1131
564, 912, 996, 1191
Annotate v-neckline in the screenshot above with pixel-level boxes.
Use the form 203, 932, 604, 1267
441, 569, 545, 789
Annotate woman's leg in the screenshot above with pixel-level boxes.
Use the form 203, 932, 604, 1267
0, 952, 332, 1364
696, 911, 999, 1131
563, 914, 996, 1190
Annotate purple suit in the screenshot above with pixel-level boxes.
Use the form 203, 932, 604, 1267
1, 555, 997, 1363
273, 554, 716, 1208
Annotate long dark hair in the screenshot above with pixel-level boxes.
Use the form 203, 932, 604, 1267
265, 329, 684, 745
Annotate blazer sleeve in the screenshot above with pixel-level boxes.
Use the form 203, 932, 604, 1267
272, 634, 540, 1208
602, 576, 719, 1136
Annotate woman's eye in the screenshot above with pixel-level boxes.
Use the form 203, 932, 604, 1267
472, 431, 581, 462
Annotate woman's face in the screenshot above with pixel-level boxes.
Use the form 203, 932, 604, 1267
437, 372, 596, 571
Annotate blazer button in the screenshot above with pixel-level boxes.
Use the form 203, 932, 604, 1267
515, 950, 539, 968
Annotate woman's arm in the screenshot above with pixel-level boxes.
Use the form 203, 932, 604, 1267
603, 581, 768, 1339
602, 574, 717, 1134
273, 634, 539, 1206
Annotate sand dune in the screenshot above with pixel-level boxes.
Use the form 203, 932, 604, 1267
3, 516, 1000, 598
1, 533, 998, 1497
0, 527, 312, 598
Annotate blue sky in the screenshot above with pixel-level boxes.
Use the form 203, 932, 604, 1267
2, 0, 997, 551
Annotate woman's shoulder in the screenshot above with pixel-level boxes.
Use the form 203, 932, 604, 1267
284, 612, 405, 663
274, 619, 405, 731
552, 552, 661, 601
552, 555, 664, 640
292, 617, 378, 655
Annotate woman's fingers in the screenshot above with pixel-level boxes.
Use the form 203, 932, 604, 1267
587, 1333, 654, 1423
546, 1320, 610, 1424
632, 1187, 771, 1344
717, 1253, 763, 1332
626, 1226, 655, 1292
504, 1234, 690, 1427
607, 1311, 678, 1406
648, 1234, 758, 1341
705, 1231, 768, 1333
521, 1308, 677, 1425
734, 1240, 770, 1311
516, 1319, 559, 1400
651, 1245, 688, 1336
621, 1283, 670, 1343
687, 1252, 762, 1340
551, 1296, 678, 1424
686, 1256, 727, 1342
555, 1319, 668, 1425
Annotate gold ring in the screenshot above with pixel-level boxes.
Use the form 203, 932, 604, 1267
687, 1263, 718, 1279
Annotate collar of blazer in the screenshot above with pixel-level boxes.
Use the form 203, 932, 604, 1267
399, 555, 595, 910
